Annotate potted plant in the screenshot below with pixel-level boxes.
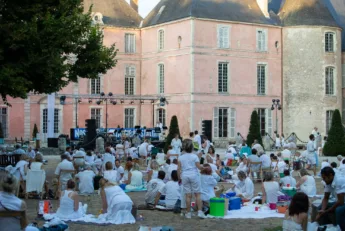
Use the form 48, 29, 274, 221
32, 123, 38, 141
0, 122, 4, 144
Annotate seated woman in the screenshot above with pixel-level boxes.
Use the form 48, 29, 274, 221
228, 170, 254, 201
75, 165, 95, 194
156, 151, 166, 166
120, 162, 132, 184
103, 162, 118, 184
147, 160, 159, 182
206, 146, 217, 165
154, 170, 181, 209
0, 175, 39, 231
85, 151, 95, 166
200, 164, 217, 207
28, 154, 49, 197
232, 157, 248, 180
283, 192, 309, 231
280, 169, 297, 188
262, 172, 282, 204
12, 154, 29, 193
55, 179, 87, 220
103, 148, 115, 171
99, 177, 135, 224
296, 169, 316, 197
125, 163, 144, 191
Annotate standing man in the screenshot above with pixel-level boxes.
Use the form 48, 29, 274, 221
307, 134, 317, 176
193, 131, 201, 151
316, 167, 345, 230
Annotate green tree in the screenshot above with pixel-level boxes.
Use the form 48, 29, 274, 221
32, 123, 38, 140
246, 110, 263, 147
164, 116, 181, 153
0, 0, 117, 103
323, 109, 345, 156
0, 123, 4, 139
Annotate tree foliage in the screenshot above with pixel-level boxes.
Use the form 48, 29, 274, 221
32, 123, 38, 139
246, 110, 263, 147
164, 116, 181, 153
323, 109, 345, 156
0, 0, 117, 102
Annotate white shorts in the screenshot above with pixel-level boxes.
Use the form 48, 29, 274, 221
139, 151, 147, 157
181, 174, 201, 194
307, 155, 316, 165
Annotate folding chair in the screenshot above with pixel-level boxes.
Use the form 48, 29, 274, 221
25, 169, 46, 199
248, 161, 263, 182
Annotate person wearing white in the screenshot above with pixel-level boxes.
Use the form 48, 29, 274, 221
147, 160, 160, 182
337, 155, 345, 168
206, 158, 221, 182
27, 147, 36, 159
54, 154, 75, 191
201, 136, 211, 156
145, 171, 166, 205
154, 170, 181, 209
102, 148, 115, 170
200, 164, 218, 204
280, 169, 297, 187
178, 139, 205, 219
281, 135, 285, 147
281, 149, 292, 161
231, 158, 248, 180
124, 138, 131, 157
168, 159, 178, 180
167, 146, 179, 162
306, 134, 317, 176
85, 151, 95, 165
99, 178, 135, 224
12, 154, 29, 181
103, 162, 118, 184
262, 172, 282, 204
75, 166, 95, 194
275, 134, 281, 149
259, 152, 271, 169
252, 140, 264, 154
73, 150, 86, 168
116, 143, 125, 159
193, 131, 202, 151
156, 120, 163, 131
296, 169, 316, 197
13, 145, 26, 155
227, 144, 237, 157
156, 152, 166, 166
114, 160, 125, 183
56, 180, 87, 220
138, 140, 149, 158
171, 134, 182, 155
125, 164, 143, 191
228, 171, 254, 200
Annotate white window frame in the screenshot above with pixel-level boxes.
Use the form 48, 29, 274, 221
218, 61, 229, 93
90, 75, 101, 95
326, 110, 334, 134
257, 108, 267, 137
217, 25, 230, 49
125, 33, 136, 53
257, 63, 267, 95
325, 32, 335, 53
218, 107, 228, 138
158, 29, 165, 51
157, 108, 166, 127
42, 108, 60, 134
157, 63, 165, 94
124, 108, 136, 128
91, 108, 102, 129
256, 28, 268, 52
325, 66, 335, 96
125, 65, 136, 95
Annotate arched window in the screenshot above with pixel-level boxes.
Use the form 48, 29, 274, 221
325, 67, 335, 95
325, 32, 335, 52
157, 108, 166, 126
158, 29, 164, 51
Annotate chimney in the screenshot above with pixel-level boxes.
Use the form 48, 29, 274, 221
130, 0, 138, 12
257, 0, 269, 18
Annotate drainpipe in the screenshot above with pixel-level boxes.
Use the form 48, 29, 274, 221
139, 29, 142, 127
281, 28, 284, 134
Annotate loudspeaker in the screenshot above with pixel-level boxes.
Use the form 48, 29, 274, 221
202, 120, 212, 142
85, 119, 97, 150
47, 138, 59, 148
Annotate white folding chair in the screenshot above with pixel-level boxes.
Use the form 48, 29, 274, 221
25, 169, 46, 199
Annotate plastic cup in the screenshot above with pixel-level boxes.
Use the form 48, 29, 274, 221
287, 184, 290, 187
191, 202, 196, 207
255, 207, 259, 211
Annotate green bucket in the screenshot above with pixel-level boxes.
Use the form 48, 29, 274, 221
282, 188, 297, 197
210, 197, 225, 217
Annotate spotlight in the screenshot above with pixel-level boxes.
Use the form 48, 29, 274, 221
271, 105, 275, 111
272, 99, 276, 103
120, 100, 124, 104
108, 92, 113, 97
111, 101, 117, 105
60, 96, 66, 105
78, 98, 82, 103
88, 99, 92, 104
140, 100, 144, 104
278, 106, 282, 110
100, 92, 105, 97
130, 100, 134, 104
159, 97, 166, 106
96, 100, 102, 105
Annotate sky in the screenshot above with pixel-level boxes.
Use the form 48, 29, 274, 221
125, 0, 160, 18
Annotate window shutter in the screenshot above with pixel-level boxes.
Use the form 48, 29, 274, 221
264, 30, 268, 51
265, 108, 272, 136
256, 31, 260, 50
213, 107, 219, 138
133, 35, 136, 53
224, 27, 229, 48
228, 108, 236, 138
217, 27, 222, 48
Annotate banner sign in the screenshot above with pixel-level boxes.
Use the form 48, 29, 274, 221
70, 128, 160, 141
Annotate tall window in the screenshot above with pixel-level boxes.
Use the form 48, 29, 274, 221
125, 65, 135, 95
158, 64, 165, 94
325, 67, 335, 95
157, 109, 166, 126
91, 108, 101, 128
90, 76, 101, 94
218, 108, 228, 138
125, 108, 135, 128
0, 108, 8, 137
325, 32, 335, 52
257, 29, 267, 51
218, 62, 228, 93
326, 110, 334, 134
257, 64, 266, 95
217, 25, 230, 49
158, 29, 164, 50
125, 33, 135, 53
257, 108, 266, 136
42, 108, 59, 134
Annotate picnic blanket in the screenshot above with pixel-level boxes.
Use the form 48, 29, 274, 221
207, 203, 285, 219
125, 187, 147, 193
43, 214, 135, 225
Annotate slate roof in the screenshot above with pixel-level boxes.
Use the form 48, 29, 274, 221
83, 0, 142, 28
279, 0, 339, 28
143, 0, 278, 27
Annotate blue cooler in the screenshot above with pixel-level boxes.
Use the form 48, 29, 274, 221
229, 197, 241, 210
119, 184, 127, 191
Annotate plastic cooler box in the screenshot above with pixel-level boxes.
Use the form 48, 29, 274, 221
282, 187, 297, 197
229, 197, 241, 210
210, 197, 225, 217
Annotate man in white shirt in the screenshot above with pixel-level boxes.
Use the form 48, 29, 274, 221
307, 134, 317, 176
168, 159, 178, 180
252, 140, 264, 154
317, 167, 345, 230
337, 155, 344, 168
114, 159, 125, 183
279, 169, 296, 187
281, 148, 292, 160
54, 154, 75, 191
75, 165, 95, 194
193, 131, 202, 151
73, 150, 86, 169
259, 152, 271, 169
156, 120, 163, 131
229, 171, 254, 200
145, 171, 166, 206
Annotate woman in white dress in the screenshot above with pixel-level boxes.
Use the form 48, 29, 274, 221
125, 163, 143, 191
262, 172, 282, 204
99, 178, 135, 224
171, 134, 182, 155
200, 164, 217, 206
206, 146, 217, 165
56, 180, 87, 220
296, 169, 316, 197
103, 162, 118, 184
147, 160, 159, 182
283, 192, 309, 231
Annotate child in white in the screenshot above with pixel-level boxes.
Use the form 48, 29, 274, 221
200, 164, 217, 205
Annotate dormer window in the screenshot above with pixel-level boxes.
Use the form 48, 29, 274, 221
325, 32, 335, 52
